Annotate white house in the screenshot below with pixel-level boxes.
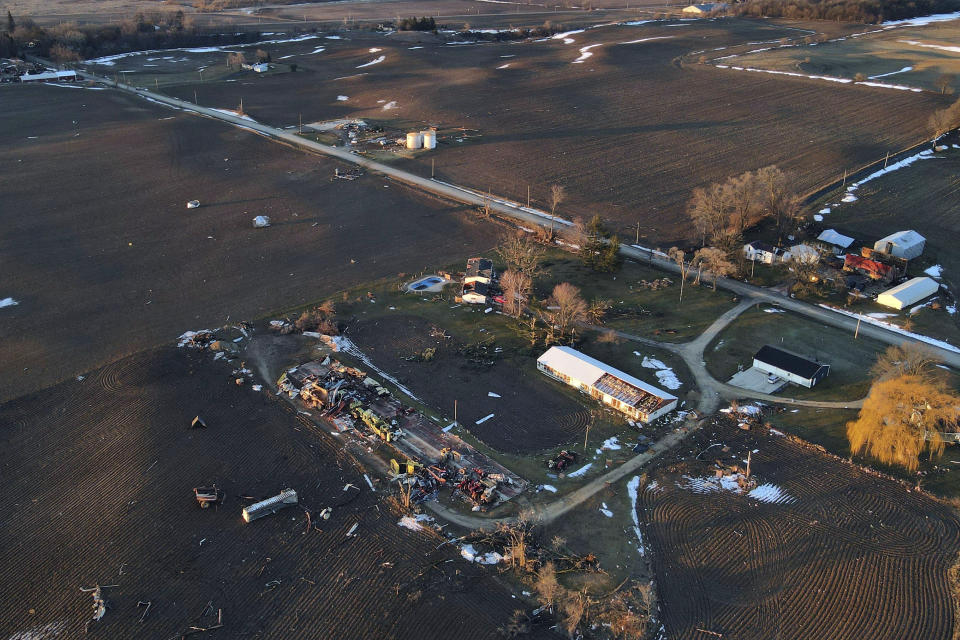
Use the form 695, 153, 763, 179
753, 345, 829, 388
743, 241, 784, 264
464, 257, 495, 285
816, 229, 855, 253
537, 346, 677, 423
877, 277, 939, 310
873, 230, 925, 260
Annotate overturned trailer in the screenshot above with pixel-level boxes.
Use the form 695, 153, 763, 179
242, 489, 298, 523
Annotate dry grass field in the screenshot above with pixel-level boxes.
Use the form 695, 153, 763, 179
0, 85, 500, 403
0, 346, 556, 639
640, 419, 960, 640
122, 17, 950, 243
722, 19, 960, 92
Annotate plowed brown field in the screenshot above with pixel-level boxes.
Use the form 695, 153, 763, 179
639, 420, 960, 640
0, 346, 557, 639
0, 85, 498, 403
153, 18, 947, 242
348, 313, 592, 453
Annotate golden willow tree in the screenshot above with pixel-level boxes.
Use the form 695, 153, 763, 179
847, 374, 959, 472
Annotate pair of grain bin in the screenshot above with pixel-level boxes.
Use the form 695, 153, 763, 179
405, 129, 437, 150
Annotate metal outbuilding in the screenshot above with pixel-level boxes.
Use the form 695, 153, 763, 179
753, 345, 829, 388
873, 230, 925, 260
816, 229, 855, 252
877, 276, 939, 310
537, 346, 677, 422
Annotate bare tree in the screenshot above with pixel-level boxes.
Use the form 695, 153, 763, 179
496, 232, 544, 278
871, 343, 941, 382
787, 244, 821, 285
534, 562, 561, 611
667, 247, 690, 303
500, 269, 531, 317
694, 247, 734, 290
936, 73, 956, 95
688, 183, 730, 246
755, 165, 802, 242
723, 170, 761, 236
547, 282, 588, 341
929, 97, 960, 144
549, 184, 566, 218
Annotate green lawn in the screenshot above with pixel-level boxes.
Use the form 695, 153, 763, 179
535, 254, 738, 343
706, 306, 886, 401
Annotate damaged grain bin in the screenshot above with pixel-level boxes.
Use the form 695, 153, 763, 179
242, 488, 298, 523
253, 215, 271, 228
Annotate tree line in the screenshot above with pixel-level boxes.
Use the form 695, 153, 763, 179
730, 0, 960, 24
0, 11, 278, 62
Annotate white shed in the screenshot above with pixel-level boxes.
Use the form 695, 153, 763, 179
877, 277, 939, 310
874, 230, 925, 260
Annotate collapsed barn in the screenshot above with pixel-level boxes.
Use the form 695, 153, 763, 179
279, 357, 526, 507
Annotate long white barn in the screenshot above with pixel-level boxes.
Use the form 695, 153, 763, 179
537, 346, 678, 423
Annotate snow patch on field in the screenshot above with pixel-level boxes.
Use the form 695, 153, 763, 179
627, 476, 645, 555
461, 544, 504, 564
337, 95, 349, 101
599, 502, 614, 517
926, 265, 944, 278
541, 484, 558, 493
899, 39, 960, 53
476, 414, 495, 425
398, 513, 434, 532
381, 100, 397, 110
567, 463, 593, 477
0, 297, 19, 308
819, 304, 959, 352
619, 35, 674, 45
496, 63, 511, 69
211, 108, 256, 122
572, 44, 601, 63
869, 65, 912, 79
640, 356, 682, 389
597, 437, 622, 454
357, 55, 385, 68
884, 11, 960, 26
678, 474, 796, 504
715, 63, 922, 91
552, 29, 585, 44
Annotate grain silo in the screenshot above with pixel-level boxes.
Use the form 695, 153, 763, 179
421, 129, 437, 150
406, 132, 423, 149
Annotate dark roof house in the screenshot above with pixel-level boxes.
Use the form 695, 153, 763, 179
753, 345, 829, 388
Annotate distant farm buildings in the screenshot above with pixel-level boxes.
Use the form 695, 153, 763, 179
537, 346, 678, 423
682, 2, 727, 14
877, 277, 940, 310
753, 345, 829, 388
873, 230, 926, 260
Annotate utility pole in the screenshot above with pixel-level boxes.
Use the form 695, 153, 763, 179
855, 314, 861, 339
884, 151, 889, 168
842, 169, 847, 186
299, 112, 302, 134
454, 399, 458, 426
199, 68, 203, 82
431, 158, 435, 178
194, 89, 197, 104
635, 221, 640, 244
527, 185, 530, 208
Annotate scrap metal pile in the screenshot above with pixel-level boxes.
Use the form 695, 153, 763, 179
280, 358, 525, 508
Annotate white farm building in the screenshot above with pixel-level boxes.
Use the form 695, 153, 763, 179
874, 230, 926, 260
877, 277, 939, 310
537, 346, 677, 423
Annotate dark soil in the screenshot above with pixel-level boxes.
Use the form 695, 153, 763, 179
348, 313, 594, 453
0, 85, 499, 403
0, 346, 558, 639
639, 419, 960, 640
